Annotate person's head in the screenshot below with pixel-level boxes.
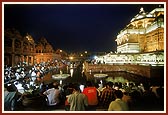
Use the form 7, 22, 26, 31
53, 82, 59, 89
72, 83, 80, 91
4, 83, 17, 92
114, 90, 123, 99
106, 81, 113, 88
86, 81, 92, 87
107, 81, 113, 88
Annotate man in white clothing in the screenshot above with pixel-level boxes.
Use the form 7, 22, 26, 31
43, 83, 60, 106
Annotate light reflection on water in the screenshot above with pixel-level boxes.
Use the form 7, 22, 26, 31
70, 68, 74, 77
46, 64, 163, 87
85, 71, 150, 85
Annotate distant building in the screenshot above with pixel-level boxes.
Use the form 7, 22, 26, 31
4, 28, 62, 67
34, 37, 61, 64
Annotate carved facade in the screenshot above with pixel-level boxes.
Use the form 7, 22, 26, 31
115, 7, 164, 53
4, 28, 62, 67
95, 6, 165, 66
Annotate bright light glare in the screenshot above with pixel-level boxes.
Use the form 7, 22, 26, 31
94, 56, 98, 59
69, 56, 73, 60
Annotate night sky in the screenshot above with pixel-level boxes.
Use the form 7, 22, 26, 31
4, 3, 163, 53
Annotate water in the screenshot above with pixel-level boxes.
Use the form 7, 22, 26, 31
43, 62, 163, 87
85, 71, 150, 86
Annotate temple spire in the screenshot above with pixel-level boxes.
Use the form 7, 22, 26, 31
139, 7, 145, 14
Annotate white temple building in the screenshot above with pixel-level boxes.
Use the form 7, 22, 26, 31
95, 6, 165, 66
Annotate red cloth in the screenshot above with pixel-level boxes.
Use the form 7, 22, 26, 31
65, 98, 69, 105
83, 87, 98, 105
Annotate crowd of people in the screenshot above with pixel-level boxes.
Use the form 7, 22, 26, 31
3, 59, 69, 111
62, 80, 164, 111
3, 60, 164, 111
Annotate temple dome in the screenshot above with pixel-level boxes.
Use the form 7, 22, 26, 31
130, 7, 153, 22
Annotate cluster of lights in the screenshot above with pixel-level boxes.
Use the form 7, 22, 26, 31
69, 56, 73, 60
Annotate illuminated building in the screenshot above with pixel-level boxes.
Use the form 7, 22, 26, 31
115, 7, 164, 53
4, 29, 35, 66
95, 6, 165, 66
4, 28, 62, 67
34, 37, 61, 64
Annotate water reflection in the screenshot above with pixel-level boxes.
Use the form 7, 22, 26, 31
70, 68, 74, 77
85, 71, 150, 86
43, 62, 162, 88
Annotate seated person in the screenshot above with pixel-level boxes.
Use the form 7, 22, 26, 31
43, 82, 60, 106
4, 83, 20, 111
